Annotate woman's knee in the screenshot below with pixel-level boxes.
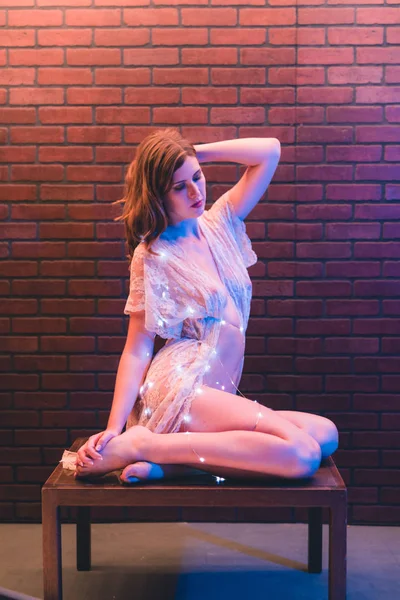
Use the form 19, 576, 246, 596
318, 419, 339, 458
291, 439, 322, 479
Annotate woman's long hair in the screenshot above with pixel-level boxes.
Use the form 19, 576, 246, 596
113, 127, 197, 260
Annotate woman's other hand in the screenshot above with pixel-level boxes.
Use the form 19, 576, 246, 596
75, 429, 120, 467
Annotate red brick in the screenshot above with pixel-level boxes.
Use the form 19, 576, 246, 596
67, 87, 122, 105
326, 222, 380, 239
38, 29, 92, 47
95, 28, 149, 48
241, 47, 295, 66
268, 337, 322, 355
0, 108, 36, 124
1, 29, 35, 47
0, 447, 41, 465
14, 355, 67, 371
354, 319, 400, 334
10, 49, 64, 67
0, 484, 40, 501
1, 411, 39, 427
41, 336, 95, 353
12, 280, 66, 296
267, 299, 323, 317
267, 262, 322, 279
297, 87, 353, 104
11, 126, 64, 143
156, 27, 208, 46
325, 337, 379, 354
0, 223, 36, 239
42, 411, 97, 428
41, 184, 93, 201
327, 106, 382, 123
41, 262, 95, 277
329, 26, 383, 45
326, 184, 381, 201
298, 8, 354, 25
14, 391, 66, 409
357, 8, 400, 25
386, 68, 400, 85
0, 374, 38, 390
66, 9, 121, 27
240, 8, 296, 26
0, 68, 35, 85
67, 126, 121, 144
40, 222, 93, 239
39, 107, 92, 124
9, 10, 62, 27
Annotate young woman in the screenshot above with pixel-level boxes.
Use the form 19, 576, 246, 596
74, 128, 339, 483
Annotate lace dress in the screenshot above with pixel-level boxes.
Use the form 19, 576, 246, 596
123, 190, 258, 434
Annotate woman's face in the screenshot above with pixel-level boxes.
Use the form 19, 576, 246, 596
162, 155, 206, 225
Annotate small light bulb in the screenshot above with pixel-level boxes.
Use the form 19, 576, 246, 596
221, 385, 225, 391
221, 320, 226, 325
195, 387, 203, 394
148, 381, 154, 388
183, 415, 191, 423
199, 457, 205, 463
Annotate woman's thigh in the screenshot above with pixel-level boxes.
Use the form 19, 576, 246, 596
180, 384, 338, 454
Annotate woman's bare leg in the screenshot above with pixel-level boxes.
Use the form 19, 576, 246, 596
120, 388, 332, 483
120, 460, 299, 484
75, 424, 321, 480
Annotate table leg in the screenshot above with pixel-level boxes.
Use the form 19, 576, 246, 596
42, 488, 62, 600
329, 499, 347, 600
76, 506, 91, 571
308, 507, 322, 573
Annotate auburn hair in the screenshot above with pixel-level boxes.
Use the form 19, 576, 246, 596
113, 127, 197, 261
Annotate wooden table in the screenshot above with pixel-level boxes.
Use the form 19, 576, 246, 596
42, 438, 347, 600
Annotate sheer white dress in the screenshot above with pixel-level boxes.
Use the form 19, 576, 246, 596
124, 190, 258, 434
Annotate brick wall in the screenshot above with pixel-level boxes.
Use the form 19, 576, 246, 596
0, 0, 399, 525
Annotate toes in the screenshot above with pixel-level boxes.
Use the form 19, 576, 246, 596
120, 461, 165, 483
120, 462, 146, 483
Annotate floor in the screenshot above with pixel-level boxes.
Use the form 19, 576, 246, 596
0, 522, 399, 600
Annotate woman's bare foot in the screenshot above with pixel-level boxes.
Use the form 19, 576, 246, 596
75, 425, 152, 479
120, 461, 209, 484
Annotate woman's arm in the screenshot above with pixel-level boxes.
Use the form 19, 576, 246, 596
77, 313, 154, 464
107, 312, 155, 433
194, 137, 281, 221
194, 137, 280, 167
106, 349, 152, 434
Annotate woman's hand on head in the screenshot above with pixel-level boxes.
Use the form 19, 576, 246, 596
75, 428, 120, 467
